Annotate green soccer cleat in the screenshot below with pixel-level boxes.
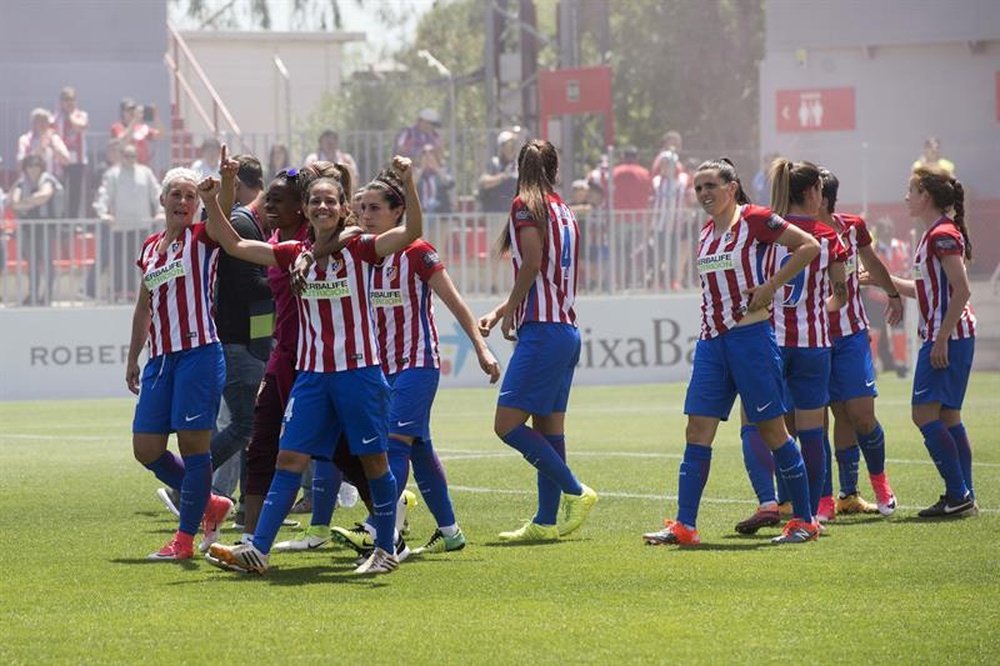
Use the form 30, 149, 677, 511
331, 522, 376, 554
498, 521, 559, 542
558, 484, 598, 536
272, 524, 332, 552
414, 528, 467, 554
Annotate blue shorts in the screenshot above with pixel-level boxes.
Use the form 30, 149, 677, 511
498, 322, 580, 416
386, 367, 440, 441
781, 346, 832, 411
133, 343, 225, 434
279, 366, 391, 458
829, 329, 878, 403
684, 321, 787, 423
912, 337, 975, 409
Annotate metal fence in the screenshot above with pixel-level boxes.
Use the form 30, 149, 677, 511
0, 206, 705, 306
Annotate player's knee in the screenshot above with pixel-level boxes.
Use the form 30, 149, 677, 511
275, 450, 309, 473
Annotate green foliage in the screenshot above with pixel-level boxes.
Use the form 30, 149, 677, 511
2, 375, 999, 662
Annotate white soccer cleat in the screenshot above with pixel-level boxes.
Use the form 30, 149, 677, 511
353, 547, 399, 575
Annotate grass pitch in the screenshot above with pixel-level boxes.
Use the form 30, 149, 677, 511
2, 373, 999, 664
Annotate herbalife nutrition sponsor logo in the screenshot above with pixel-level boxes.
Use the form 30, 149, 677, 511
371, 289, 403, 308
697, 251, 734, 274
144, 259, 185, 290
302, 278, 351, 299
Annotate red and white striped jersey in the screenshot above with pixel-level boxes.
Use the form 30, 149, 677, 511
912, 218, 976, 341
273, 234, 381, 373
137, 222, 220, 358
827, 213, 872, 339
509, 193, 579, 328
369, 240, 445, 375
770, 216, 848, 348
696, 204, 788, 340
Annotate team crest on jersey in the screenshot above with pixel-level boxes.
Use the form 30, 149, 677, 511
328, 259, 343, 273
515, 208, 532, 220
385, 266, 398, 279
723, 232, 732, 243
170, 241, 181, 253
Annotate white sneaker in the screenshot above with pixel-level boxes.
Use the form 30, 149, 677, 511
155, 488, 180, 518
353, 547, 399, 575
337, 482, 360, 508
272, 525, 332, 552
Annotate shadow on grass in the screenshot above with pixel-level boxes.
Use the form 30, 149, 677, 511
109, 557, 199, 571
188, 564, 395, 588
480, 539, 568, 549
884, 514, 979, 525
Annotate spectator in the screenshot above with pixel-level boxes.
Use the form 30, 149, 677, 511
650, 130, 683, 175
53, 87, 89, 219
395, 108, 443, 161
752, 152, 780, 206
477, 130, 519, 213
266, 143, 291, 182
93, 144, 162, 300
190, 137, 222, 180
652, 150, 691, 289
9, 154, 63, 304
611, 146, 652, 211
867, 216, 910, 377
17, 108, 70, 176
913, 136, 956, 176
304, 129, 358, 185
109, 97, 162, 166
415, 144, 454, 214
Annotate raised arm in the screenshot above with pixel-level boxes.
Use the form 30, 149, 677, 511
197, 177, 277, 267
429, 270, 501, 383
217, 144, 237, 217
374, 156, 422, 258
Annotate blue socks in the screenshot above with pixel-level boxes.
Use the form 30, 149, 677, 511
835, 445, 861, 496
411, 439, 456, 528
919, 420, 969, 501
535, 435, 566, 525
368, 471, 398, 552
309, 458, 341, 527
773, 439, 813, 522
949, 423, 974, 500
741, 425, 776, 505
501, 424, 583, 496
676, 443, 712, 528
857, 422, 886, 475
144, 450, 185, 489
253, 468, 301, 554
797, 427, 826, 515
178, 453, 212, 536
387, 438, 412, 499
822, 432, 834, 498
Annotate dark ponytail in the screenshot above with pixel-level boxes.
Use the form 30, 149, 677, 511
952, 179, 972, 260
912, 165, 972, 260
496, 139, 557, 255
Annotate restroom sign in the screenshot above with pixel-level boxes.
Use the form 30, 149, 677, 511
776, 87, 855, 133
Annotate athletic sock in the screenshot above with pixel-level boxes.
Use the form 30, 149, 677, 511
919, 420, 969, 501
797, 428, 826, 515
773, 439, 813, 523
775, 460, 790, 505
439, 523, 459, 537
822, 432, 834, 498
387, 437, 412, 499
501, 424, 583, 496
857, 422, 886, 475
835, 445, 861, 496
411, 439, 457, 529
741, 425, 776, 505
309, 458, 341, 527
144, 450, 185, 489
534, 434, 566, 525
368, 471, 398, 552
949, 423, 974, 501
675, 443, 712, 528
252, 469, 301, 555
178, 453, 212, 536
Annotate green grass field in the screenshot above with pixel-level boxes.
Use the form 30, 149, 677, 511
2, 373, 999, 664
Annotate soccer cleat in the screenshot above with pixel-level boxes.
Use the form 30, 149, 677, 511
734, 508, 781, 534
206, 542, 269, 575
199, 494, 235, 553
643, 520, 701, 546
413, 528, 467, 555
498, 521, 559, 542
155, 487, 180, 518
917, 494, 977, 519
231, 508, 246, 531
282, 518, 302, 528
331, 523, 376, 554
289, 497, 312, 514
558, 484, 598, 536
397, 489, 418, 536
272, 524, 332, 552
835, 492, 879, 515
353, 547, 399, 575
353, 535, 411, 566
147, 533, 194, 561
869, 473, 898, 517
771, 518, 820, 544
816, 495, 836, 523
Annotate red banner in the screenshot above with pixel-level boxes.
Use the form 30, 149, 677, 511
776, 87, 855, 133
538, 66, 614, 145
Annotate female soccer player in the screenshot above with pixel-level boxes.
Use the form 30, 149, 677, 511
478, 139, 598, 542
203, 155, 423, 575
334, 168, 501, 555
127, 167, 232, 561
642, 157, 822, 546
878, 165, 976, 518
815, 168, 900, 519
